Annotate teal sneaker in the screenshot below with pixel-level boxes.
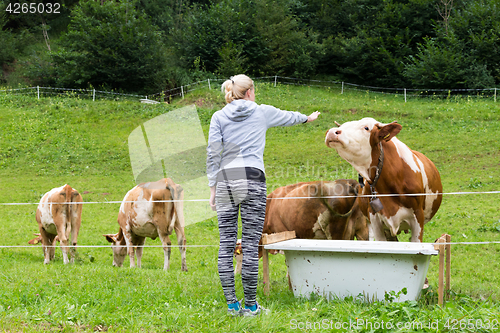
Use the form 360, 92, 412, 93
227, 301, 242, 316
242, 302, 270, 316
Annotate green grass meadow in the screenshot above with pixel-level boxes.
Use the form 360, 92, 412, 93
0, 84, 499, 332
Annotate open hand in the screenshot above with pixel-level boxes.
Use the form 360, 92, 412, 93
307, 111, 321, 122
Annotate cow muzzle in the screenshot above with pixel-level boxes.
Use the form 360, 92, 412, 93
112, 261, 123, 267
325, 129, 342, 147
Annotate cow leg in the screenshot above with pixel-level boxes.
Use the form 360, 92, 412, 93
64, 221, 74, 263
174, 222, 187, 272
156, 209, 173, 271
49, 235, 57, 261
384, 229, 399, 242
158, 233, 172, 271
368, 214, 387, 241
53, 217, 70, 264
122, 230, 136, 268
234, 253, 242, 275
70, 202, 82, 263
39, 228, 55, 264
134, 236, 146, 268
410, 211, 424, 242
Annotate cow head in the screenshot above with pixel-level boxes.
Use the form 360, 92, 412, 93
325, 117, 401, 180
103, 230, 127, 267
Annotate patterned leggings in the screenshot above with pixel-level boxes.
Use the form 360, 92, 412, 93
216, 179, 267, 307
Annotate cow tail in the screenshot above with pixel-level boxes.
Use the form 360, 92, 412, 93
166, 178, 185, 228
65, 184, 72, 219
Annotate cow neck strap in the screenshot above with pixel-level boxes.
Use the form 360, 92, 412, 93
330, 185, 359, 218
369, 142, 384, 193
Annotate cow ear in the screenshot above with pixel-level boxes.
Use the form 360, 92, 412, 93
378, 122, 402, 142
103, 234, 117, 243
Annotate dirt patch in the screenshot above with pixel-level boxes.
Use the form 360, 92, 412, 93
195, 98, 208, 107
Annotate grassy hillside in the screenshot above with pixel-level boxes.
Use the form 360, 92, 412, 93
0, 85, 499, 332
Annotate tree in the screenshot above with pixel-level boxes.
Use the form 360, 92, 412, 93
178, 0, 319, 78
315, 0, 438, 86
52, 0, 170, 93
436, 0, 453, 36
0, 1, 35, 68
403, 36, 495, 89
403, 0, 499, 89
449, 0, 500, 85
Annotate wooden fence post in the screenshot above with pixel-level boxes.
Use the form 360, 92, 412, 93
261, 231, 296, 295
262, 241, 270, 295
445, 234, 451, 296
434, 233, 451, 306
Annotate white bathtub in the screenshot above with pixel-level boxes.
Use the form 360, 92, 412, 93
264, 239, 438, 302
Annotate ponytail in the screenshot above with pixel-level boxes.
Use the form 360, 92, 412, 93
221, 74, 254, 104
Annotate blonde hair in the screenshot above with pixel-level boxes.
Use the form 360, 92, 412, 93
221, 74, 254, 104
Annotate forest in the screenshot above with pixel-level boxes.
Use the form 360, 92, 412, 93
1, 0, 500, 94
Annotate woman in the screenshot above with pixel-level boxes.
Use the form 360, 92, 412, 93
206, 74, 320, 316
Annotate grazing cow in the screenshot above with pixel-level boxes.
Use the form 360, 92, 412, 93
263, 179, 368, 242
35, 184, 83, 264
104, 178, 187, 271
325, 118, 443, 242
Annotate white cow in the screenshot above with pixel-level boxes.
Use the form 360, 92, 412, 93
104, 178, 187, 271
35, 184, 83, 264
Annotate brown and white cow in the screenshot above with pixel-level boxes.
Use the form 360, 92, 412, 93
234, 179, 368, 274
325, 117, 442, 242
263, 179, 368, 242
104, 178, 187, 271
35, 184, 83, 264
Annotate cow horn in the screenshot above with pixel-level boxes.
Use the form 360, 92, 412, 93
334, 121, 341, 127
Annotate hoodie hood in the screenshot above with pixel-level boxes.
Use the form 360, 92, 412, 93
222, 99, 258, 122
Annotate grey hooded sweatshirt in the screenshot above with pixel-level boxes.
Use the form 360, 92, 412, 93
207, 99, 308, 186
